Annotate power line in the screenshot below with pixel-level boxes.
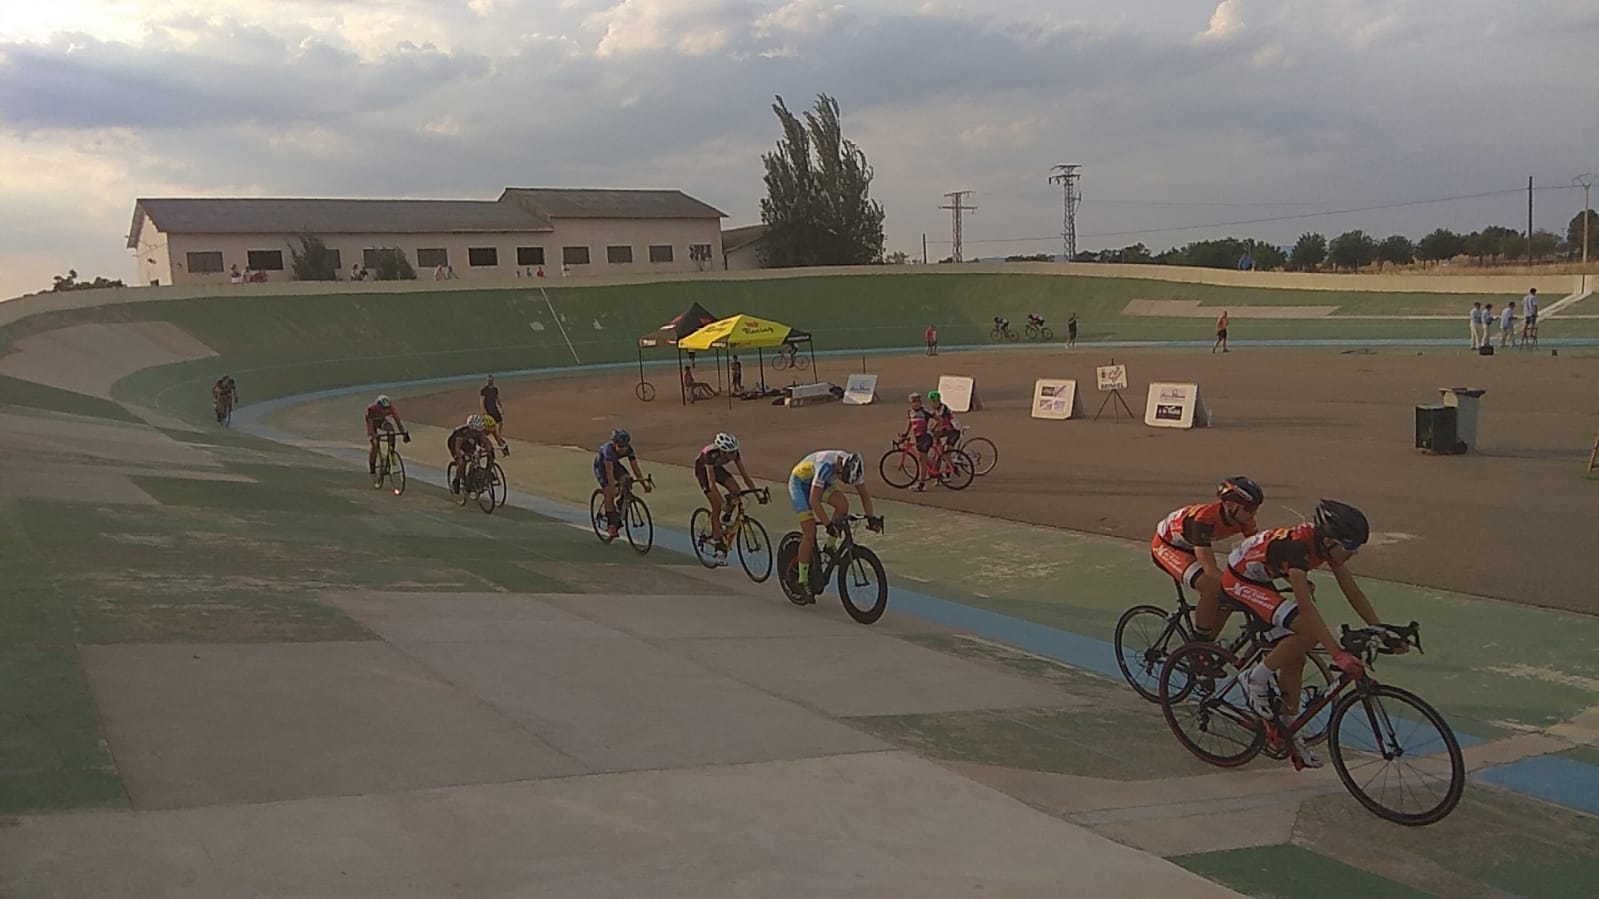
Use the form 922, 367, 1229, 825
922, 184, 1583, 246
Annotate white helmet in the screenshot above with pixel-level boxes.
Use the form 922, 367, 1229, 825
466, 414, 485, 432
840, 452, 865, 485
375, 394, 392, 408
713, 432, 739, 453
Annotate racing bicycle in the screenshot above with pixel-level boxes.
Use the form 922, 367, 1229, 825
371, 430, 408, 496
691, 487, 773, 582
776, 515, 889, 624
591, 473, 654, 553
448, 448, 506, 513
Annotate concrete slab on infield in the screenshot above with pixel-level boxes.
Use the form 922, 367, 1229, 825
0, 321, 216, 398
0, 410, 219, 469
403, 636, 886, 771
528, 560, 725, 594
674, 634, 1066, 717
0, 752, 1244, 899
537, 590, 862, 639
329, 591, 624, 643
0, 464, 157, 505
81, 642, 581, 809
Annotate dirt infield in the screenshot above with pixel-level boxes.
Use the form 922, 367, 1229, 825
406, 348, 1599, 614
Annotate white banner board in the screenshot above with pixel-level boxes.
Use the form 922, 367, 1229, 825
1145, 382, 1212, 429
842, 373, 879, 405
936, 375, 982, 413
1096, 364, 1128, 391
1031, 379, 1079, 420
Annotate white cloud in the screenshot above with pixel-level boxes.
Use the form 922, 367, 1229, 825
1197, 0, 1244, 42
756, 0, 850, 37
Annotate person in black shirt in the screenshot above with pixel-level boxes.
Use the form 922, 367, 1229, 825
481, 375, 503, 425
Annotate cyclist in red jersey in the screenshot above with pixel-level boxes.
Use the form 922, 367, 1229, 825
1151, 477, 1263, 641
900, 393, 937, 491
1222, 499, 1382, 768
364, 395, 409, 475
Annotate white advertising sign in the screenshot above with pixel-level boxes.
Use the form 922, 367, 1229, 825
842, 373, 879, 405
1096, 364, 1128, 392
936, 375, 983, 413
1031, 379, 1079, 420
1144, 382, 1212, 429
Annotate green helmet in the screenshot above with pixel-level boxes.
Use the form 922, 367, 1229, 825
927, 390, 941, 402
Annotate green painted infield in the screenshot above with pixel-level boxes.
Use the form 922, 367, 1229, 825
1176, 845, 1434, 899
0, 373, 142, 424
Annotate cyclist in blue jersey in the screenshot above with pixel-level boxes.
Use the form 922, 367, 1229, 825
789, 449, 882, 600
595, 429, 651, 538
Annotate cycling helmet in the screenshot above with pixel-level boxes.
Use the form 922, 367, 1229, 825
927, 390, 941, 403
713, 432, 739, 453
466, 414, 485, 432
908, 392, 921, 402
481, 414, 499, 433
611, 428, 631, 445
1313, 499, 1370, 549
375, 394, 392, 408
840, 451, 866, 485
1217, 476, 1264, 510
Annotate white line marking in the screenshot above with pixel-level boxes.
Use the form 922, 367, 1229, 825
539, 287, 581, 364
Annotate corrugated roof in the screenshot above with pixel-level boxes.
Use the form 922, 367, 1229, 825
500, 188, 725, 220
721, 224, 767, 253
129, 197, 552, 246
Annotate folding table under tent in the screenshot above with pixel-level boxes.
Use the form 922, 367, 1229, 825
678, 314, 817, 407
635, 301, 720, 404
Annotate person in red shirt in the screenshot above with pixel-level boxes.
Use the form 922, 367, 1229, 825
925, 324, 938, 356
1151, 477, 1263, 641
364, 395, 409, 475
1222, 499, 1383, 769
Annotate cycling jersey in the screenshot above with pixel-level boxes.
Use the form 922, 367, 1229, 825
1156, 502, 1255, 552
366, 402, 399, 423
448, 426, 490, 455
907, 407, 933, 436
695, 445, 739, 493
789, 450, 848, 520
1227, 523, 1343, 585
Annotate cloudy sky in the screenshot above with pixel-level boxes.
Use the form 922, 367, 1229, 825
1, 0, 1596, 297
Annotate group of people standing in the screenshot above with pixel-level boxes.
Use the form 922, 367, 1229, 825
1470, 289, 1539, 350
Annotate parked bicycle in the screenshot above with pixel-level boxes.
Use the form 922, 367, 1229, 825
590, 473, 654, 553
691, 487, 773, 582
1116, 577, 1334, 708
1158, 620, 1464, 825
773, 343, 809, 370
954, 427, 998, 476
371, 430, 408, 496
448, 448, 506, 513
877, 433, 975, 490
776, 514, 889, 624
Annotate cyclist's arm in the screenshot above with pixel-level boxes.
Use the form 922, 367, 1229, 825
1332, 565, 1381, 627
809, 481, 832, 527
1286, 568, 1340, 652
1194, 545, 1221, 579
627, 454, 644, 480
733, 456, 756, 490
854, 482, 875, 517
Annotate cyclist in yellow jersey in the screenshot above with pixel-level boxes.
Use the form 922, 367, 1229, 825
789, 449, 882, 600
481, 414, 510, 456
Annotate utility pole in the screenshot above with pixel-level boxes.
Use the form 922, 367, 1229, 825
1527, 176, 1534, 264
940, 190, 976, 262
922, 233, 928, 265
1048, 164, 1083, 261
1575, 173, 1596, 267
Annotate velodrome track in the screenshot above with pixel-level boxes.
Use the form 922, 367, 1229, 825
1, 268, 1596, 897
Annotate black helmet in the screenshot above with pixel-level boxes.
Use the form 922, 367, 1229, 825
1313, 499, 1369, 548
1217, 476, 1264, 510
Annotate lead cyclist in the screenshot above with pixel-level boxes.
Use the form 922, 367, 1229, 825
789, 449, 883, 600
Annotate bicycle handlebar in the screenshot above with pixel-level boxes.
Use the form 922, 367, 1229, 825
1339, 621, 1422, 665
729, 487, 769, 501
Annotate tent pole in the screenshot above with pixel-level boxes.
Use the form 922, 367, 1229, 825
677, 347, 686, 406
758, 348, 766, 395
637, 345, 645, 397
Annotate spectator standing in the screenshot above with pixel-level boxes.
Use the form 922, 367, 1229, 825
925, 324, 938, 356
1213, 310, 1230, 353
481, 375, 503, 425
1067, 313, 1078, 348
730, 355, 743, 393
434, 264, 446, 281
1521, 288, 1539, 344
1469, 302, 1484, 348
1483, 304, 1495, 349
1499, 303, 1516, 347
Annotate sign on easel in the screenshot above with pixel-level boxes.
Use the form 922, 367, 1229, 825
1145, 382, 1212, 429
936, 375, 982, 413
842, 373, 879, 405
1096, 364, 1128, 391
1031, 379, 1079, 420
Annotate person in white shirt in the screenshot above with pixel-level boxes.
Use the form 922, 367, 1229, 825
1469, 302, 1484, 349
1521, 289, 1539, 343
1499, 303, 1516, 347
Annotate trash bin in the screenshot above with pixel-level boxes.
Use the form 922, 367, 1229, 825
1438, 387, 1486, 450
1415, 404, 1461, 454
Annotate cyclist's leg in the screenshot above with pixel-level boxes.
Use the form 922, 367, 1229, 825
789, 475, 818, 572
1150, 538, 1204, 619
368, 431, 380, 473
1192, 567, 1226, 639
914, 433, 934, 486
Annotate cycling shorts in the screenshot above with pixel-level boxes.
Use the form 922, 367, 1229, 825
594, 458, 628, 487
1151, 536, 1204, 589
788, 476, 837, 522
914, 433, 934, 453
1221, 569, 1299, 642
695, 460, 736, 493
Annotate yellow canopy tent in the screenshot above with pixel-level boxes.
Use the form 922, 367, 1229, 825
678, 314, 816, 405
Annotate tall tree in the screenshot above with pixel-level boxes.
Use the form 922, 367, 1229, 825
1377, 234, 1415, 267
1327, 230, 1378, 271
48, 269, 125, 292
1567, 210, 1598, 258
288, 232, 339, 281
759, 94, 885, 267
1248, 240, 1287, 270
1287, 232, 1327, 271
1528, 229, 1559, 260
1416, 228, 1463, 262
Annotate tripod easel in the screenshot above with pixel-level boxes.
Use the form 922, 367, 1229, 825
1587, 430, 1598, 474
1094, 358, 1136, 421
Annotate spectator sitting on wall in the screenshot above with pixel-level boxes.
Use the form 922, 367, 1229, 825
229, 264, 244, 284
434, 264, 446, 280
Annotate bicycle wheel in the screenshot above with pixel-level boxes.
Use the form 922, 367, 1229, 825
1040, 326, 1053, 340
878, 449, 919, 489
1159, 642, 1266, 767
773, 354, 790, 371
1025, 324, 1040, 339
387, 450, 406, 496
1114, 604, 1189, 703
489, 463, 507, 508
776, 531, 809, 604
1328, 684, 1465, 826
736, 517, 773, 583
935, 449, 975, 490
989, 326, 1004, 342
449, 463, 469, 506
1005, 329, 1019, 342
793, 353, 809, 370
624, 497, 653, 553
475, 469, 496, 513
636, 381, 656, 402
958, 437, 998, 476
590, 490, 615, 544
838, 545, 889, 624
689, 507, 718, 568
